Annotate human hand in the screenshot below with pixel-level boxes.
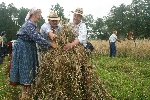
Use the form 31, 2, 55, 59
50, 42, 58, 49
49, 32, 57, 40
119, 40, 121, 43
63, 43, 72, 51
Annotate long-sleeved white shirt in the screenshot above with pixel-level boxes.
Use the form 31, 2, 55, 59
72, 21, 87, 47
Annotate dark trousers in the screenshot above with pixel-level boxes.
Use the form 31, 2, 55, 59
85, 42, 94, 56
110, 42, 116, 57
1, 44, 8, 57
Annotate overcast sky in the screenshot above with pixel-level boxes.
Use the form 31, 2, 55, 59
1, 0, 132, 21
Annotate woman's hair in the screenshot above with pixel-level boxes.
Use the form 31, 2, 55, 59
33, 9, 42, 15
25, 7, 42, 21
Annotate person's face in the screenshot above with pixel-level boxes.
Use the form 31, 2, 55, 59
35, 12, 42, 22
49, 20, 59, 27
73, 13, 82, 25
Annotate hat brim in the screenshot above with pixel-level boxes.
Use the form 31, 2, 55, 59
47, 17, 60, 20
71, 11, 83, 16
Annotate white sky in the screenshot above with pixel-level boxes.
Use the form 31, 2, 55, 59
1, 0, 132, 22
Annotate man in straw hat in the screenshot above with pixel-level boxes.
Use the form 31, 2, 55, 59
40, 12, 62, 42
64, 7, 94, 53
63, 7, 87, 50
36, 12, 62, 63
63, 7, 93, 98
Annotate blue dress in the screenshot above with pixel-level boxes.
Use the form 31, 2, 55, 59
10, 20, 50, 85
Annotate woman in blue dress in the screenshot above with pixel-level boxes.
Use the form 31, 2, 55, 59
9, 7, 57, 99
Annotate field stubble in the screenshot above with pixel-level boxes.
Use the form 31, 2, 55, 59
90, 39, 150, 60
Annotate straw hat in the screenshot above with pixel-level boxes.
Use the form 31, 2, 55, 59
71, 7, 83, 16
47, 12, 60, 20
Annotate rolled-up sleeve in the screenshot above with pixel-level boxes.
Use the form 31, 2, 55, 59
40, 23, 53, 39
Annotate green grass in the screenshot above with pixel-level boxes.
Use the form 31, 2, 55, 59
0, 56, 150, 99
93, 56, 150, 100
0, 57, 21, 99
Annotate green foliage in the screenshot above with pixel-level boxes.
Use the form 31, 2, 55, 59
17, 7, 29, 26
0, 2, 18, 41
105, 0, 150, 39
82, 14, 94, 34
94, 56, 150, 99
0, 1, 150, 40
0, 3, 45, 41
50, 3, 66, 21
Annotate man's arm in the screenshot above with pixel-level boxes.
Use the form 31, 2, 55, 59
117, 38, 121, 43
63, 39, 80, 50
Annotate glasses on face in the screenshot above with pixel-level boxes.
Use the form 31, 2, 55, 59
51, 20, 58, 23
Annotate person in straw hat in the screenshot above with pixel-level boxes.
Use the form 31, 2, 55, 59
63, 7, 94, 97
9, 7, 57, 99
38, 12, 62, 63
40, 12, 62, 42
63, 7, 94, 53
63, 7, 87, 50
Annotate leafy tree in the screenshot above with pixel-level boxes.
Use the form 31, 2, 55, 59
1, 1, 150, 40
0, 2, 19, 41
50, 3, 67, 21
0, 2, 45, 41
105, 4, 130, 39
17, 7, 28, 27
92, 18, 105, 39
82, 14, 94, 39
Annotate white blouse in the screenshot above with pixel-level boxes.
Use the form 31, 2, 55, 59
73, 21, 87, 47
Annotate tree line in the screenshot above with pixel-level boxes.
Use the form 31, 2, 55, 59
0, 0, 150, 41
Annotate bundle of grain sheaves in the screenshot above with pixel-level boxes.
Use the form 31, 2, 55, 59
32, 23, 113, 100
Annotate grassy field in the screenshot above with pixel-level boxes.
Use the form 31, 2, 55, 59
0, 57, 21, 99
93, 56, 150, 100
0, 39, 150, 99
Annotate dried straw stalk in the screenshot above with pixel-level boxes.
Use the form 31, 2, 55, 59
32, 23, 113, 100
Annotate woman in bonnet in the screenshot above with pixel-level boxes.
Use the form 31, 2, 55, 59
9, 7, 57, 99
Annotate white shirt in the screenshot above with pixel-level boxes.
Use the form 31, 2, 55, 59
40, 22, 62, 42
109, 34, 117, 42
72, 21, 87, 47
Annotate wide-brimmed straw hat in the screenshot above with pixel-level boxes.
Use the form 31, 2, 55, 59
47, 12, 60, 20
71, 7, 83, 16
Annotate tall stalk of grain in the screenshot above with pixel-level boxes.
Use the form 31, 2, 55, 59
32, 23, 113, 99
90, 39, 150, 60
